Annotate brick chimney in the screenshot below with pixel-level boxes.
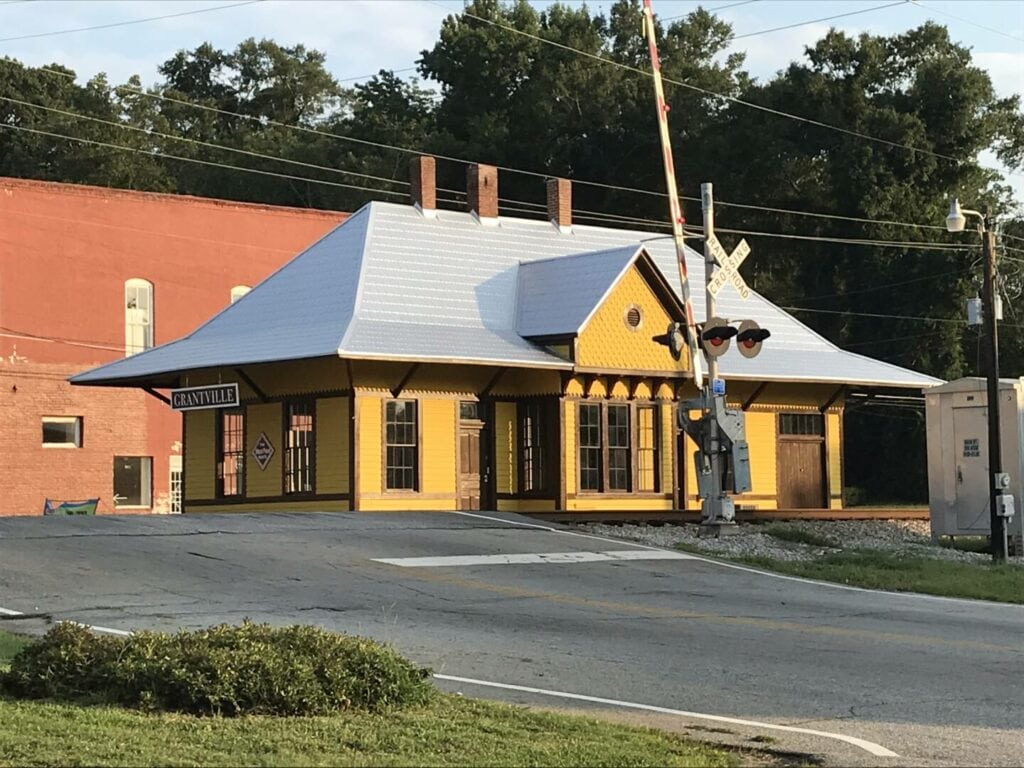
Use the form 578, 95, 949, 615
410, 155, 436, 216
467, 163, 498, 221
546, 177, 571, 231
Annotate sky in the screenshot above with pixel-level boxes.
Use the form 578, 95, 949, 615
1, 0, 1023, 201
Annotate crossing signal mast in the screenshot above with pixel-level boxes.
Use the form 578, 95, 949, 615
643, 1, 770, 533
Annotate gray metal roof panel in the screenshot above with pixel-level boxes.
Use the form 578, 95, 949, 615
516, 245, 640, 337
73, 200, 942, 390
72, 207, 368, 383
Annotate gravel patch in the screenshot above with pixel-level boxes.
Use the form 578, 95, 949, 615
578, 519, 1022, 565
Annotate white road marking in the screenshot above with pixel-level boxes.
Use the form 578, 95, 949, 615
0, 607, 23, 616
373, 549, 693, 568
454, 511, 1024, 608
433, 673, 900, 758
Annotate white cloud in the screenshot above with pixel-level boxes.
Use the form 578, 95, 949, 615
973, 51, 1024, 101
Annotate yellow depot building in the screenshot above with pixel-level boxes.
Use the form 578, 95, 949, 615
73, 159, 940, 516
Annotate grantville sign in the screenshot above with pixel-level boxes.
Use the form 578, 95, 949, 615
170, 383, 240, 411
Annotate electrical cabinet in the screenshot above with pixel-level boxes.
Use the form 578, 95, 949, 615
925, 377, 1024, 550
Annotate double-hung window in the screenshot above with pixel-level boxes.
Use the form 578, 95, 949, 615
124, 278, 153, 356
578, 402, 658, 493
284, 402, 315, 494
636, 405, 660, 492
385, 400, 418, 490
578, 403, 602, 492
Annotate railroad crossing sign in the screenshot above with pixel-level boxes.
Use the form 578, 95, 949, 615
705, 235, 751, 299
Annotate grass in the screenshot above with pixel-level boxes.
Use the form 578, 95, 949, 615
760, 525, 836, 549
0, 630, 735, 767
730, 550, 1024, 604
0, 630, 27, 668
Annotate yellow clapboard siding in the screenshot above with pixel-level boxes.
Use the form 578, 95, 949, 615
576, 264, 689, 373
246, 403, 283, 497
827, 410, 843, 509
357, 396, 383, 497
190, 500, 349, 513
495, 402, 517, 495
316, 397, 349, 494
188, 357, 349, 398
497, 499, 558, 513
421, 399, 457, 495
660, 403, 674, 496
563, 400, 577, 496
744, 410, 777, 497
361, 497, 457, 511
184, 410, 216, 501
566, 497, 674, 511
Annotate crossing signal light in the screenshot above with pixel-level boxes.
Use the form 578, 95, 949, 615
652, 322, 686, 361
701, 317, 737, 357
735, 319, 770, 358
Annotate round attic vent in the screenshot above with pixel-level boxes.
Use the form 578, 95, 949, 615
625, 306, 643, 330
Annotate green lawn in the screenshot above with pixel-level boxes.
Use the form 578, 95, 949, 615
729, 550, 1024, 604
0, 630, 736, 767
0, 630, 27, 667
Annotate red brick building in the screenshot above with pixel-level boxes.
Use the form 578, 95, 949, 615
0, 178, 346, 515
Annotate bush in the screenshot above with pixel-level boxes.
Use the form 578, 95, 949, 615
2, 621, 433, 716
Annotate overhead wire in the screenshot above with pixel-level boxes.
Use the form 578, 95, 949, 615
907, 0, 1024, 46
0, 0, 264, 44
661, 0, 759, 23
0, 122, 411, 198
441, 1, 1006, 173
730, 1, 908, 40
14, 60, 987, 239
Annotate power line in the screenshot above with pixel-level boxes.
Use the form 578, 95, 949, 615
0, 0, 264, 44
16, 61, 979, 238
0, 122, 410, 198
732, 1, 908, 40
338, 66, 418, 84
783, 305, 1022, 327
0, 326, 122, 352
662, 0, 759, 23
792, 267, 970, 303
908, 0, 1024, 46
445, 2, 990, 171
0, 95, 411, 190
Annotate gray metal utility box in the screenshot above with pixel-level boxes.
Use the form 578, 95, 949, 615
925, 377, 1024, 548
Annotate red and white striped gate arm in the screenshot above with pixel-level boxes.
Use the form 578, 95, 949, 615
641, 0, 704, 389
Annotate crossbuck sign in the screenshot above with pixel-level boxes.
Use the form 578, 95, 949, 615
705, 235, 751, 300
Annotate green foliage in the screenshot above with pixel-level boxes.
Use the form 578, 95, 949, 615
0, 630, 30, 669
0, 694, 737, 768
2, 622, 433, 716
761, 524, 837, 548
737, 550, 1024, 603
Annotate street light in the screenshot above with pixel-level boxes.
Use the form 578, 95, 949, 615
945, 198, 1010, 561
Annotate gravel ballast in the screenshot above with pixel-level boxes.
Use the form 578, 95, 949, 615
577, 519, 1022, 565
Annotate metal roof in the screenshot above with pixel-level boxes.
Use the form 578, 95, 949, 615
516, 245, 642, 338
72, 201, 943, 389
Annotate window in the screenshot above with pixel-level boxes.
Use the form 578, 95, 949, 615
113, 456, 152, 508
386, 400, 418, 490
578, 403, 602, 492
779, 413, 824, 436
230, 285, 251, 304
607, 405, 631, 491
42, 416, 82, 448
637, 405, 660, 492
169, 456, 183, 514
217, 409, 245, 497
520, 401, 547, 493
284, 402, 315, 494
125, 278, 154, 356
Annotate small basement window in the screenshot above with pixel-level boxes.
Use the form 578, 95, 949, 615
42, 417, 82, 448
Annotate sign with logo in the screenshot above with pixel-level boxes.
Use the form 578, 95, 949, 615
170, 383, 240, 411
252, 432, 275, 470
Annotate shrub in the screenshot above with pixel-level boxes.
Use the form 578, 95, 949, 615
2, 621, 433, 716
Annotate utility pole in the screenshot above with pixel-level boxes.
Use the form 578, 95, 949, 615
982, 213, 1008, 561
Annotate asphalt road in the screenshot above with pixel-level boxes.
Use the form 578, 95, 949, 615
1, 511, 1022, 766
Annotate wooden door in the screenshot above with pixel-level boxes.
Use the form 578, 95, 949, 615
459, 426, 482, 511
778, 440, 825, 509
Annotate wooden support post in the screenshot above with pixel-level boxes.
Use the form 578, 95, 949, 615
235, 368, 269, 403
819, 385, 847, 414
742, 382, 767, 411
390, 362, 420, 399
143, 387, 171, 406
